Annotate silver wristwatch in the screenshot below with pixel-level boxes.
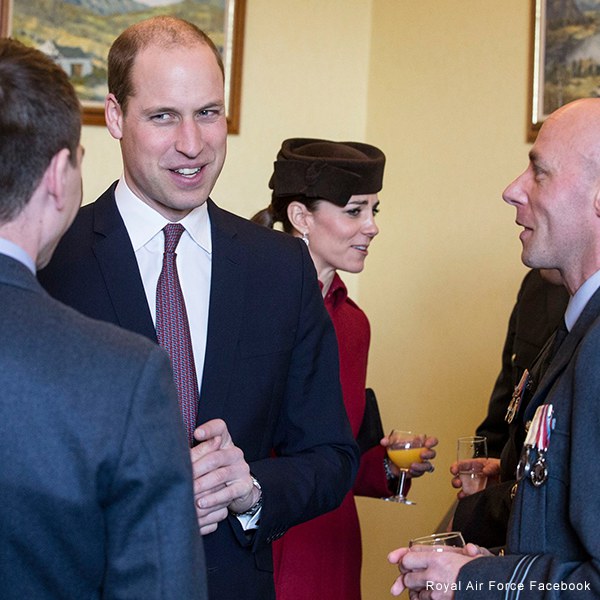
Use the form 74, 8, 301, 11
231, 475, 262, 517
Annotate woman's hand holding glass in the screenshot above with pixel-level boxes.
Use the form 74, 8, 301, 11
382, 430, 436, 504
381, 432, 438, 478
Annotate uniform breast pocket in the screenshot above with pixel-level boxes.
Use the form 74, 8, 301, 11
546, 426, 569, 486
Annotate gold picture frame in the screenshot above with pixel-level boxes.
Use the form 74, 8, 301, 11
529, 0, 600, 141
0, 0, 245, 133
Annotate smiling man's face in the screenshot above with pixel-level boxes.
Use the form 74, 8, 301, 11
105, 40, 227, 221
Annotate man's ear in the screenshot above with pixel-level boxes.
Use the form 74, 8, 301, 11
287, 201, 312, 234
105, 93, 124, 141
594, 186, 600, 217
44, 148, 72, 210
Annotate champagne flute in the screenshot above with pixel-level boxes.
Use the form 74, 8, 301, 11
383, 430, 426, 504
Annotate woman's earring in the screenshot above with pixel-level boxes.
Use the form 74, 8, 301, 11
302, 231, 309, 247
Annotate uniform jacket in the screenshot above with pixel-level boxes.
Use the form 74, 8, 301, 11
476, 269, 569, 457
457, 286, 600, 597
0, 253, 206, 599
456, 269, 568, 548
38, 184, 359, 600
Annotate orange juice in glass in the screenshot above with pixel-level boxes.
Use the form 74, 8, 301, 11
387, 447, 424, 470
383, 430, 426, 504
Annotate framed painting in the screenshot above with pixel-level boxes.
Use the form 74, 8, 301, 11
0, 0, 246, 133
529, 0, 600, 141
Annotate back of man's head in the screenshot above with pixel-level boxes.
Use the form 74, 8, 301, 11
0, 38, 81, 223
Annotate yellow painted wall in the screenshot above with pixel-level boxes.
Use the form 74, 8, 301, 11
80, 0, 374, 228
359, 1, 532, 598
79, 1, 534, 598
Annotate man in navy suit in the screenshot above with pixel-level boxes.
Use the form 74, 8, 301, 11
0, 39, 207, 599
388, 100, 600, 597
38, 16, 358, 600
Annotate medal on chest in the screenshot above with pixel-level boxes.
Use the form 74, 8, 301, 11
506, 370, 529, 424
515, 403, 554, 487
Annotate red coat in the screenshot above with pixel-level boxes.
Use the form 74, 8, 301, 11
273, 273, 391, 600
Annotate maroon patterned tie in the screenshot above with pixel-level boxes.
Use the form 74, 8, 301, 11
156, 223, 198, 446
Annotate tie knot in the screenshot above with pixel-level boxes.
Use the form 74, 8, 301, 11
163, 223, 185, 254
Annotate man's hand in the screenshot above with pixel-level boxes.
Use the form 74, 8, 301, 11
388, 543, 488, 598
450, 458, 501, 499
190, 419, 259, 535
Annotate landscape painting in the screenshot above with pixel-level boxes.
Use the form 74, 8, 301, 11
0, 0, 245, 131
530, 0, 600, 139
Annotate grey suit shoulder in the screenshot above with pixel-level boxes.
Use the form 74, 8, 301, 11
0, 253, 207, 599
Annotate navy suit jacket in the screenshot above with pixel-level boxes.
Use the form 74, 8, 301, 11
457, 286, 600, 597
38, 184, 359, 600
0, 253, 206, 599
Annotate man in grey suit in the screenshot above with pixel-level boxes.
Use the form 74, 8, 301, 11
388, 98, 600, 597
0, 39, 207, 599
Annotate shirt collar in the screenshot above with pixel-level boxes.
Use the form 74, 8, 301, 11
565, 268, 600, 331
0, 237, 36, 273
114, 177, 212, 253
322, 272, 348, 309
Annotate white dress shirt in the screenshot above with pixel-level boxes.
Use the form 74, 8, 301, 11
114, 177, 211, 395
115, 178, 261, 530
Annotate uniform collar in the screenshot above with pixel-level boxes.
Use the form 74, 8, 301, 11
565, 268, 600, 331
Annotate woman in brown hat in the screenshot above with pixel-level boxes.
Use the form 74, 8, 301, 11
252, 138, 436, 600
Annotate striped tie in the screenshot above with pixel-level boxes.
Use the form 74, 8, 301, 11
156, 223, 198, 446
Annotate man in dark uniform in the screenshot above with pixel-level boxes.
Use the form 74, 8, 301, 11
389, 98, 600, 597
450, 269, 568, 548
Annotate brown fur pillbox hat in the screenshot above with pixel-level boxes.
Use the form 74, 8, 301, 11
269, 138, 385, 206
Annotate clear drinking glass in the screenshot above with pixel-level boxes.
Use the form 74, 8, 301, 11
457, 435, 488, 495
409, 531, 466, 551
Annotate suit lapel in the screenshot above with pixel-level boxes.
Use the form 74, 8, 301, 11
90, 193, 247, 419
91, 187, 157, 342
198, 200, 246, 421
526, 286, 600, 418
